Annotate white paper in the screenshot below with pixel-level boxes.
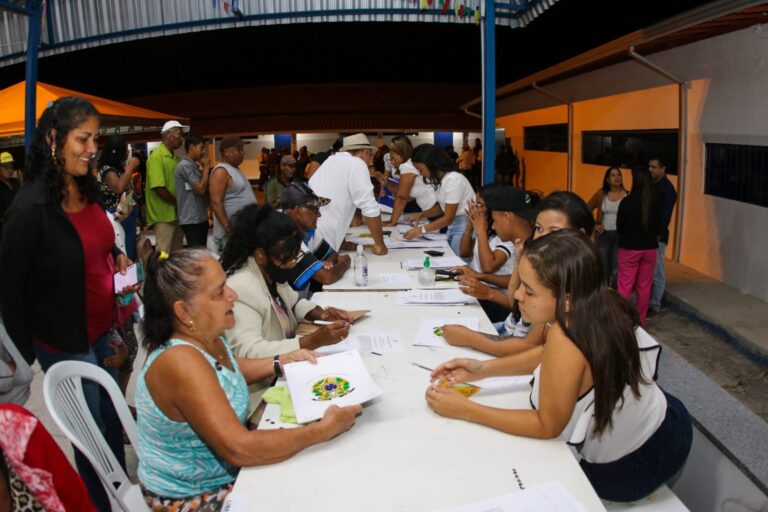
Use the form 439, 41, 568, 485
468, 375, 534, 392
432, 481, 586, 512
387, 239, 447, 249
413, 317, 480, 347
221, 492, 252, 512
316, 331, 405, 354
397, 289, 475, 305
113, 264, 138, 292
284, 350, 383, 423
404, 256, 465, 270
380, 272, 412, 284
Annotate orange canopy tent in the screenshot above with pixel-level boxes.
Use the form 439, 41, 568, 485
0, 81, 186, 144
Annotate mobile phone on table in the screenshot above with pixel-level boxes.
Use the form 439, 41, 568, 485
114, 262, 143, 293
424, 250, 444, 257
435, 269, 459, 279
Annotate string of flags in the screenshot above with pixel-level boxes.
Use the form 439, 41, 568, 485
416, 0, 482, 24
212, 0, 245, 20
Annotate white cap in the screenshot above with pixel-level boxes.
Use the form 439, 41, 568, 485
357, 245, 364, 254
161, 120, 190, 134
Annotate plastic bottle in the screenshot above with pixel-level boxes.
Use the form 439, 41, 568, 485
418, 255, 436, 286
354, 244, 368, 287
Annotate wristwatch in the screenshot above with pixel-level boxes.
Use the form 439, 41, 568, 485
273, 355, 283, 378
421, 224, 427, 234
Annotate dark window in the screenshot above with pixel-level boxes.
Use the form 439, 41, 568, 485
524, 124, 568, 153
705, 143, 768, 208
581, 129, 678, 174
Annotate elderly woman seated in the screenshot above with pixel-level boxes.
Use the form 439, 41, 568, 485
136, 248, 361, 509
220, 204, 356, 409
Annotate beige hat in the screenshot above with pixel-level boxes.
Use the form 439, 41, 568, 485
339, 133, 376, 152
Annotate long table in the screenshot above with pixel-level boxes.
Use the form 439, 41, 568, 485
231, 291, 606, 511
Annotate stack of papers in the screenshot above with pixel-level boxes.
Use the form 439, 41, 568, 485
413, 317, 480, 347
396, 289, 476, 305
316, 331, 405, 354
403, 256, 465, 270
283, 350, 383, 423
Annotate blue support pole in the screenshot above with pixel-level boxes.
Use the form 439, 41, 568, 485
24, 0, 43, 156
481, 0, 496, 184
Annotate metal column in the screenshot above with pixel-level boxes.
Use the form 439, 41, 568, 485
24, 0, 43, 155
481, 0, 496, 184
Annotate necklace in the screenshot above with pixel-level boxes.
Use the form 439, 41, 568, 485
179, 334, 228, 371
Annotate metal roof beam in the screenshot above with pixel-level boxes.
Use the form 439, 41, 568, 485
0, 0, 33, 16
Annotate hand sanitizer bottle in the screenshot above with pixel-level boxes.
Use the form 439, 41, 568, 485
418, 256, 436, 286
354, 244, 368, 287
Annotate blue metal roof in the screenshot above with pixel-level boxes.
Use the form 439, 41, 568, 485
0, 0, 558, 67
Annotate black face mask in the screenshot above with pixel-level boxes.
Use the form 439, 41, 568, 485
266, 261, 292, 284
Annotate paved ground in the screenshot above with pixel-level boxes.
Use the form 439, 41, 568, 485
646, 308, 768, 423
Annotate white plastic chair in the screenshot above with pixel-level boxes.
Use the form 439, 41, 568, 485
43, 361, 149, 512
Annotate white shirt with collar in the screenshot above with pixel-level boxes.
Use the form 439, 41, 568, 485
308, 151, 381, 250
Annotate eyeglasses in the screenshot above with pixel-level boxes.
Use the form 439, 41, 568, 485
272, 249, 307, 268
299, 204, 320, 215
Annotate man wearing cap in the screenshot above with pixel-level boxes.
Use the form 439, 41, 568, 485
308, 133, 387, 255
147, 120, 188, 252
174, 134, 211, 247
265, 155, 296, 209
209, 136, 257, 250
0, 152, 20, 235
278, 182, 352, 294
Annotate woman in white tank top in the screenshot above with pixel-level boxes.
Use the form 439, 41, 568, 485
426, 230, 691, 502
587, 167, 628, 287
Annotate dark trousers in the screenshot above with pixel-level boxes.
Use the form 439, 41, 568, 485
181, 222, 209, 247
597, 230, 620, 287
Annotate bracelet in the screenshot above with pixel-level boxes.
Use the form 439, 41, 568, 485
421, 224, 427, 234
273, 355, 283, 378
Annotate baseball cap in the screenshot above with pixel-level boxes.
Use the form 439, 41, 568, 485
281, 182, 331, 210
280, 155, 297, 166
161, 120, 190, 134
483, 187, 538, 220
219, 136, 251, 154
0, 152, 13, 165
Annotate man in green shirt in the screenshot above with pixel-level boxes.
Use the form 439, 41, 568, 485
265, 155, 296, 208
147, 120, 187, 252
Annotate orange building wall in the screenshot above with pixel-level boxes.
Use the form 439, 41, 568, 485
496, 106, 568, 195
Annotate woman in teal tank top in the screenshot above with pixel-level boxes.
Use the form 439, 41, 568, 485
137, 248, 362, 510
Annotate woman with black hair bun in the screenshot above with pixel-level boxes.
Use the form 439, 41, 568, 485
136, 247, 361, 509
427, 230, 691, 503
404, 143, 475, 257
221, 204, 357, 410
0, 96, 137, 510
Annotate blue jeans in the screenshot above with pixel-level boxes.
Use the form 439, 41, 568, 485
34, 332, 126, 512
649, 242, 667, 312
447, 214, 469, 261
120, 208, 138, 261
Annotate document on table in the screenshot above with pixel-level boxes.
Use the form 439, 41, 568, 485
387, 239, 447, 249
468, 375, 534, 393
380, 272, 412, 285
403, 256, 465, 270
284, 350, 383, 423
396, 289, 475, 305
413, 317, 480, 347
316, 331, 405, 354
432, 481, 586, 512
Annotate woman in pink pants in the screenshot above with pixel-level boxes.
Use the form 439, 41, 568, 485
616, 168, 662, 324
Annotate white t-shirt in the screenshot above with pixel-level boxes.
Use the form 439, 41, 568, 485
398, 159, 436, 211
469, 234, 515, 276
308, 152, 381, 251
436, 171, 474, 216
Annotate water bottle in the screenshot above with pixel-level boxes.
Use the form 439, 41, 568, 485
354, 244, 368, 287
418, 256, 436, 286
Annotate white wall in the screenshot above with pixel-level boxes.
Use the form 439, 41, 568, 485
496, 25, 768, 301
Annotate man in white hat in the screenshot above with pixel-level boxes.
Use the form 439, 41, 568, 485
146, 120, 188, 252
308, 133, 388, 255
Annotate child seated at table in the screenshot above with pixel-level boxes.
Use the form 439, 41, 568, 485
426, 230, 692, 503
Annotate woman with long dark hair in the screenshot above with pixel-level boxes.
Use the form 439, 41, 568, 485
136, 248, 360, 509
97, 134, 140, 259
616, 168, 662, 324
0, 97, 136, 510
404, 144, 475, 256
380, 136, 436, 226
588, 166, 628, 286
426, 230, 691, 502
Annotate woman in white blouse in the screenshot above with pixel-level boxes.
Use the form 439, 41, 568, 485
382, 137, 437, 226
404, 144, 475, 257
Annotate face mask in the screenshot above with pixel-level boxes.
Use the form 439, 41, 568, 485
266, 261, 292, 284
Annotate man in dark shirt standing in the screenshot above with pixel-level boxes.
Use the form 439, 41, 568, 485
0, 152, 20, 235
648, 157, 677, 316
